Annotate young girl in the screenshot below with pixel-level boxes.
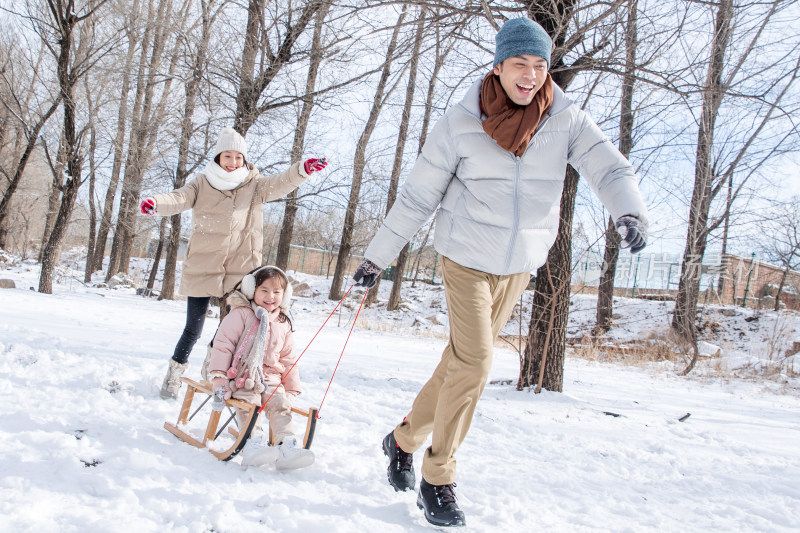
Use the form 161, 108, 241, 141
206, 265, 314, 470
140, 127, 327, 399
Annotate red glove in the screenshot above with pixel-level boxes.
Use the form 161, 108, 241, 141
140, 198, 156, 215
303, 157, 327, 174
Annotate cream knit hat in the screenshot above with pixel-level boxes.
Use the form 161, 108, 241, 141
213, 127, 248, 160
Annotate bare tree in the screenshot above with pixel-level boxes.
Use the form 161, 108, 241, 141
90, 0, 143, 273
594, 0, 638, 335
0, 40, 62, 248
672, 0, 800, 342
762, 199, 800, 311
37, 0, 111, 293
328, 5, 409, 300
38, 130, 66, 262
516, 0, 627, 392
231, 0, 324, 136
82, 72, 104, 282
405, 12, 462, 291
367, 7, 426, 308
275, 0, 332, 271
146, 216, 168, 290
107, 0, 189, 280
160, 0, 221, 300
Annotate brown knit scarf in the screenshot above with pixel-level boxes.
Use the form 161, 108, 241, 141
480, 71, 554, 156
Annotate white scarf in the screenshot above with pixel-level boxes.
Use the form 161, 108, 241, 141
202, 161, 250, 191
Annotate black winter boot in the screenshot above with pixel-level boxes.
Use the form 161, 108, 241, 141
382, 431, 416, 491
417, 478, 466, 527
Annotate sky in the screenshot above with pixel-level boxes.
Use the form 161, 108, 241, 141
1, 252, 799, 532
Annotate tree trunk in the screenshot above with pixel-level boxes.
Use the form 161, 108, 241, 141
147, 217, 167, 290
595, 215, 622, 333
92, 1, 140, 273
38, 133, 66, 263
387, 243, 410, 309
109, 0, 177, 279
411, 221, 433, 287
772, 265, 791, 312
275, 1, 331, 270
233, 0, 322, 136
161, 0, 216, 300
717, 176, 732, 295
518, 166, 579, 392
518, 0, 583, 392
328, 6, 407, 300
0, 97, 61, 249
106, 0, 159, 279
672, 0, 733, 341
40, 4, 91, 294
374, 9, 425, 309
594, 0, 638, 335
83, 87, 99, 283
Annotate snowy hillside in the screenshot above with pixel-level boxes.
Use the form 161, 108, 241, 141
1, 252, 799, 532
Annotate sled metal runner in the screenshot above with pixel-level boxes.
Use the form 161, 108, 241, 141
164, 377, 318, 461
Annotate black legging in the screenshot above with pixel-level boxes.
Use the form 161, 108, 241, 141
171, 296, 211, 364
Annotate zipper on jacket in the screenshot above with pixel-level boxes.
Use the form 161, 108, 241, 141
504, 155, 522, 271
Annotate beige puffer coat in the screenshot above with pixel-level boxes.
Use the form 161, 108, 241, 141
152, 162, 307, 297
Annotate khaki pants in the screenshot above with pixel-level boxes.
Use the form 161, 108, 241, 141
234, 384, 295, 443
394, 256, 529, 485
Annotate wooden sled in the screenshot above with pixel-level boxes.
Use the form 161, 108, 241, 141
164, 377, 319, 461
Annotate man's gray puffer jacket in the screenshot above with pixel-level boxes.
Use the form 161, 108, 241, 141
365, 78, 649, 276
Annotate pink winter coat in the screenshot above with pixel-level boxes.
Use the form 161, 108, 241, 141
208, 302, 300, 395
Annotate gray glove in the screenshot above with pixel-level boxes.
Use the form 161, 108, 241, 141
212, 386, 226, 412
615, 215, 647, 254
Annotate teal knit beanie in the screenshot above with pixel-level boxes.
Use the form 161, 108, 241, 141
494, 18, 552, 68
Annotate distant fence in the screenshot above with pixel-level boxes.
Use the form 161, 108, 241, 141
265, 244, 443, 284
264, 245, 361, 278
573, 252, 800, 310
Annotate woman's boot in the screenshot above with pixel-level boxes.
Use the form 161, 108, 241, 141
160, 360, 188, 399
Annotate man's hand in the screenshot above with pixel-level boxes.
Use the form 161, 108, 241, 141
615, 215, 647, 254
140, 198, 156, 215
303, 157, 328, 174
353, 259, 382, 289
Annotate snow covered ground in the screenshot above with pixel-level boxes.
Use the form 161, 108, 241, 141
1, 254, 799, 532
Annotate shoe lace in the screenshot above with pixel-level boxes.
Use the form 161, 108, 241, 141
396, 446, 413, 471
435, 482, 457, 505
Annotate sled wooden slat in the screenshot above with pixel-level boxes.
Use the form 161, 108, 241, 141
164, 377, 319, 460
205, 409, 222, 443
164, 377, 259, 461
164, 421, 205, 449
267, 406, 319, 449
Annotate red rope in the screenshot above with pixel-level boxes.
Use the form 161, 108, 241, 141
316, 288, 369, 418
257, 284, 357, 414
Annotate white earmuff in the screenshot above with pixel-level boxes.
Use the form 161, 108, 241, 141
241, 271, 258, 300
240, 266, 292, 310
281, 281, 293, 311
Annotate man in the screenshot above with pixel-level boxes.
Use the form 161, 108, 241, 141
353, 17, 648, 528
